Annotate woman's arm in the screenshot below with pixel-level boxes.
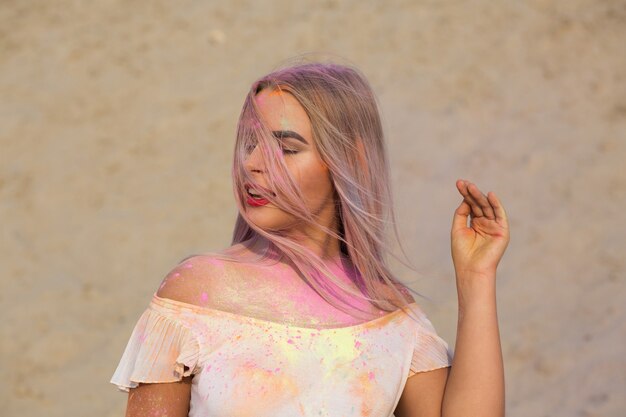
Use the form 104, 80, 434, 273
394, 367, 449, 417
442, 179, 508, 417
394, 281, 502, 417
396, 180, 509, 417
124, 256, 214, 417
441, 274, 504, 417
125, 377, 192, 417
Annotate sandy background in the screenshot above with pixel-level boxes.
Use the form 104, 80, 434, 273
1, 1, 624, 416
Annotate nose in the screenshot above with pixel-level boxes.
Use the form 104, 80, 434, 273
243, 143, 264, 173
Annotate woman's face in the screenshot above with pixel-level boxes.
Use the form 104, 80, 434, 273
243, 88, 337, 238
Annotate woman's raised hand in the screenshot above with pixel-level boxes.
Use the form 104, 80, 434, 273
451, 179, 510, 280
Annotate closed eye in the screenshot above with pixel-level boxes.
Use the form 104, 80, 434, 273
281, 147, 298, 154
245, 142, 298, 155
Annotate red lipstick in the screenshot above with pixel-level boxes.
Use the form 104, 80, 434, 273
246, 196, 270, 206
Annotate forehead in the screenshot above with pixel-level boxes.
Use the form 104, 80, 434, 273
254, 88, 300, 112
254, 89, 311, 134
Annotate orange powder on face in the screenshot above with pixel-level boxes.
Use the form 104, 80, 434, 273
267, 88, 285, 97
265, 89, 294, 130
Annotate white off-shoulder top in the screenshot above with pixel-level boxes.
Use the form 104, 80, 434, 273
110, 292, 452, 417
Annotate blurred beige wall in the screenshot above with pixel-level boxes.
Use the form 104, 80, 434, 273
1, 1, 624, 416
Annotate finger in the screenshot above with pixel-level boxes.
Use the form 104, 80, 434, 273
451, 198, 471, 234
456, 179, 484, 217
487, 191, 508, 225
467, 182, 495, 220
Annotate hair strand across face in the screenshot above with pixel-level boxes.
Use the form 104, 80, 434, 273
197, 59, 431, 322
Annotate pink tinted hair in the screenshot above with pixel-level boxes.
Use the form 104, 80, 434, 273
191, 59, 431, 320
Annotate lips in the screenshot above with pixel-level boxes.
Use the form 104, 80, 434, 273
244, 182, 276, 197
246, 196, 269, 206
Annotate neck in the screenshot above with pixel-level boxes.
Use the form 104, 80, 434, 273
285, 220, 342, 261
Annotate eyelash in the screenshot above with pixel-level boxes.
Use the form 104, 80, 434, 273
281, 147, 298, 154
246, 144, 298, 155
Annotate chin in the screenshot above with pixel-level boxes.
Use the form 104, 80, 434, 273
248, 215, 299, 233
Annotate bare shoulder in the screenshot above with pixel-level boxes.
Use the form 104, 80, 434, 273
156, 254, 229, 306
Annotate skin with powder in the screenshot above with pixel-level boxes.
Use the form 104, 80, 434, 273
123, 86, 509, 417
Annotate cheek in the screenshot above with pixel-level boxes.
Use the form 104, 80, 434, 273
297, 162, 332, 198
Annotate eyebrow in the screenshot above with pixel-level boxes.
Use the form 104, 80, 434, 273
272, 130, 308, 145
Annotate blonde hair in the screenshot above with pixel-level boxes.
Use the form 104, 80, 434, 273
194, 58, 430, 320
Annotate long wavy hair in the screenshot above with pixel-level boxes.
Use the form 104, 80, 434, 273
188, 59, 430, 321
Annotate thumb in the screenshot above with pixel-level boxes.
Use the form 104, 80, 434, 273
451, 199, 471, 235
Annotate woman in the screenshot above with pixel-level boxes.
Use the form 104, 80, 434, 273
111, 61, 509, 417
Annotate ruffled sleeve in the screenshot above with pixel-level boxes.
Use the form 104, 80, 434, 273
408, 309, 453, 377
110, 298, 201, 392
